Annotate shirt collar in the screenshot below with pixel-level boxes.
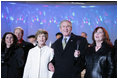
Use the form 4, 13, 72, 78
62, 36, 70, 43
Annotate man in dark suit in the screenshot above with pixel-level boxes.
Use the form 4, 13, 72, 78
48, 20, 88, 78
14, 27, 34, 77
14, 27, 34, 63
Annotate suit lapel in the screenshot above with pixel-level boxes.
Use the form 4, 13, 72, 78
56, 37, 64, 54
56, 33, 75, 55
64, 34, 74, 51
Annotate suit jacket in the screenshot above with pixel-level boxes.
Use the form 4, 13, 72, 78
51, 33, 88, 78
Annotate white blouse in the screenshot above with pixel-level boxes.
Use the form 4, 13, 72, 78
23, 46, 54, 78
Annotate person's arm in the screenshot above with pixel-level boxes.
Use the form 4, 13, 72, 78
107, 51, 114, 78
73, 37, 87, 73
16, 48, 24, 68
48, 44, 55, 72
48, 49, 55, 72
16, 48, 24, 77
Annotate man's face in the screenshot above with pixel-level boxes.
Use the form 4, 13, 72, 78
14, 29, 23, 41
28, 38, 36, 44
60, 21, 72, 37
81, 33, 87, 38
56, 35, 62, 39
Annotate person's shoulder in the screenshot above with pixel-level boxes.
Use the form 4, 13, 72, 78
45, 46, 54, 51
71, 33, 86, 41
22, 40, 34, 47
29, 46, 37, 51
23, 40, 33, 45
52, 37, 62, 46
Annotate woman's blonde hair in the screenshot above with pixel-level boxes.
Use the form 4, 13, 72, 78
35, 29, 48, 41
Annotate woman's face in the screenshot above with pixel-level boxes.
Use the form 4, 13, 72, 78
94, 28, 104, 42
37, 34, 46, 46
5, 34, 14, 48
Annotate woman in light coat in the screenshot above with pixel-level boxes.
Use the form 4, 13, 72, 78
23, 29, 54, 78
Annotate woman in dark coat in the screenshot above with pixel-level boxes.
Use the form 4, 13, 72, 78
1, 32, 24, 78
85, 27, 113, 78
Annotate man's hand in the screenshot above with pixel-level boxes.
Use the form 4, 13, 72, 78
48, 63, 55, 72
74, 50, 80, 58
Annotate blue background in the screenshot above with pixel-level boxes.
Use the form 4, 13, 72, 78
1, 1, 117, 45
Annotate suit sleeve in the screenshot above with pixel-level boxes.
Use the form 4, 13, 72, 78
73, 37, 88, 73
79, 37, 88, 55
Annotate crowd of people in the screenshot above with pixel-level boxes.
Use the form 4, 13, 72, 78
1, 20, 117, 78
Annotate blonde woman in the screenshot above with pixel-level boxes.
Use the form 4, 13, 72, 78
23, 29, 54, 78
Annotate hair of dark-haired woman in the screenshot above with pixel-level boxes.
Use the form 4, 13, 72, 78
92, 26, 113, 47
1, 32, 18, 62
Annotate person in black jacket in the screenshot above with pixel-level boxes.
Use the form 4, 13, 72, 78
85, 27, 114, 78
14, 27, 34, 77
48, 20, 88, 78
1, 32, 24, 78
14, 27, 34, 63
111, 39, 117, 78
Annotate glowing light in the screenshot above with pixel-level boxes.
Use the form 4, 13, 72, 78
96, 21, 98, 24
88, 22, 91, 25
81, 6, 86, 8
32, 20, 34, 22
39, 11, 42, 15
9, 2, 16, 4
71, 21, 74, 23
6, 7, 9, 14
43, 11, 46, 16
9, 16, 14, 21
99, 16, 103, 21
40, 22, 43, 24
37, 18, 39, 21
89, 6, 95, 8
19, 17, 21, 20
49, 20, 52, 23
65, 16, 68, 19
114, 21, 117, 24
23, 20, 26, 23
43, 5, 48, 7
21, 18, 23, 21
72, 12, 75, 16
17, 18, 19, 21
2, 14, 4, 18
54, 20, 56, 23
86, 21, 88, 23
